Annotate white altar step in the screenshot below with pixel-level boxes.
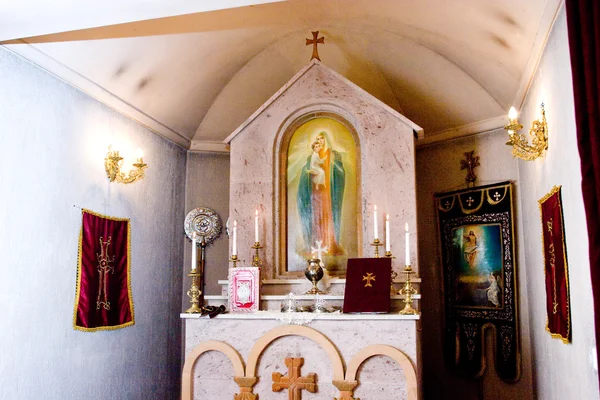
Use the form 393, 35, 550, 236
181, 311, 419, 320
204, 293, 421, 312
217, 277, 421, 296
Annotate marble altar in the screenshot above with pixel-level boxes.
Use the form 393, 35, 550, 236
182, 60, 424, 399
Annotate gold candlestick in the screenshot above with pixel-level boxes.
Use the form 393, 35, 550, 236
185, 236, 206, 314
399, 264, 418, 315
385, 251, 398, 295
185, 269, 203, 313
229, 254, 239, 268
388, 259, 398, 295
251, 242, 263, 268
371, 238, 382, 258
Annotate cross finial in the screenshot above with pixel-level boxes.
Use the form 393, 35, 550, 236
306, 31, 325, 61
460, 150, 480, 188
311, 240, 328, 263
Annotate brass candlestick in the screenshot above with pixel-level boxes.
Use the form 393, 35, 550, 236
185, 236, 206, 314
371, 238, 382, 258
251, 242, 263, 268
185, 269, 203, 313
386, 251, 398, 295
399, 264, 418, 315
229, 254, 239, 269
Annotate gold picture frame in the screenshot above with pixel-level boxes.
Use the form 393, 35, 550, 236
277, 112, 362, 277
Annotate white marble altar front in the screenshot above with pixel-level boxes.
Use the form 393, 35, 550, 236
182, 60, 423, 399
182, 314, 420, 400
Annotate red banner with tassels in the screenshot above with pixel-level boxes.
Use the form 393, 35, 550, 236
73, 209, 134, 331
539, 186, 571, 343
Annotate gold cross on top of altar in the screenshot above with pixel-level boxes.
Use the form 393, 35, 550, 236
306, 31, 325, 61
272, 357, 317, 400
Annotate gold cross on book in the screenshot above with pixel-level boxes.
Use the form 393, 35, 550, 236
363, 272, 376, 287
272, 357, 317, 400
306, 31, 325, 61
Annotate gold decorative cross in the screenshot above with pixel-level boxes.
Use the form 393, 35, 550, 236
306, 31, 325, 61
96, 236, 115, 310
363, 272, 376, 288
272, 357, 317, 400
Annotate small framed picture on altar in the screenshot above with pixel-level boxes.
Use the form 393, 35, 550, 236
228, 267, 260, 313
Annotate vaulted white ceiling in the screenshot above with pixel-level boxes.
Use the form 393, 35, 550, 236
1, 0, 562, 150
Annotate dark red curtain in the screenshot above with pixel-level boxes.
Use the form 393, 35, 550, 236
566, 0, 600, 383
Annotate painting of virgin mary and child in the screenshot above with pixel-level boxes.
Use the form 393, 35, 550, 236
286, 117, 359, 274
451, 224, 504, 308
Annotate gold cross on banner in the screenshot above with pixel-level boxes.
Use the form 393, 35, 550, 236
306, 31, 325, 61
363, 272, 376, 287
272, 357, 317, 400
96, 236, 115, 310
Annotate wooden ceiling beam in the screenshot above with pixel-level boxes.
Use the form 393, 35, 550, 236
0, 0, 287, 42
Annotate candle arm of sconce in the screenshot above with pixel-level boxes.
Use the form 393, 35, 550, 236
104, 154, 148, 184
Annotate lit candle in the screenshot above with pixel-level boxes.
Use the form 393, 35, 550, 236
374, 205, 379, 240
136, 148, 144, 163
232, 220, 237, 257
191, 232, 197, 271
385, 214, 390, 252
405, 222, 410, 266
254, 209, 259, 243
508, 106, 518, 124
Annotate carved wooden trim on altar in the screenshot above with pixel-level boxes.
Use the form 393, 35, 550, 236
276, 110, 363, 278
181, 324, 418, 400
181, 340, 247, 400
245, 324, 345, 379
345, 344, 418, 400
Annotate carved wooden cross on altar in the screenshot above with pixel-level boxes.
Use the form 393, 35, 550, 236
272, 357, 317, 400
306, 31, 325, 61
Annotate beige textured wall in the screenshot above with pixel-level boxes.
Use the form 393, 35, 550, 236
183, 152, 230, 296
416, 130, 534, 400
516, 7, 599, 399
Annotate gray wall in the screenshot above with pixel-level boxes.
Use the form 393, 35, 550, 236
0, 47, 186, 400
517, 7, 599, 399
417, 130, 534, 400
183, 152, 230, 296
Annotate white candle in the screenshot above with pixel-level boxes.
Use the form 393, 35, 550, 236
373, 205, 379, 240
191, 233, 197, 271
254, 209, 259, 243
508, 106, 518, 124
232, 220, 237, 256
385, 214, 390, 252
405, 222, 410, 266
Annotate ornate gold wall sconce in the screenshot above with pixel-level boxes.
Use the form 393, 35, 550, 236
104, 146, 147, 183
504, 103, 548, 161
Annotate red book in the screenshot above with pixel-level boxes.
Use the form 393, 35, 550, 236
343, 258, 391, 313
